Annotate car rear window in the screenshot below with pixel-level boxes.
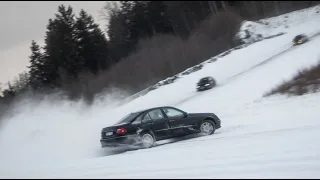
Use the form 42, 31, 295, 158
115, 112, 139, 125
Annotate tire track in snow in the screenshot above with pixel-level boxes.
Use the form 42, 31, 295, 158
170, 124, 320, 148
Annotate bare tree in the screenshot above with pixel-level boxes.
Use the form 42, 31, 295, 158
98, 1, 121, 29
221, 1, 228, 12
208, 1, 219, 15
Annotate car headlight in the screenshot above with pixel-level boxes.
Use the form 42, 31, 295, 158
205, 84, 210, 86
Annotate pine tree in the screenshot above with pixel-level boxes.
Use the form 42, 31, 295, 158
54, 5, 84, 80
41, 5, 84, 88
2, 82, 15, 97
145, 1, 174, 36
42, 18, 61, 87
28, 40, 44, 89
75, 9, 110, 75
107, 1, 133, 63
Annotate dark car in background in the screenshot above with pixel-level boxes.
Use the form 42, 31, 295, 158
196, 76, 216, 91
100, 106, 221, 149
292, 34, 308, 46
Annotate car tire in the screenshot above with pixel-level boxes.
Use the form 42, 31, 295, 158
140, 132, 155, 148
199, 120, 216, 135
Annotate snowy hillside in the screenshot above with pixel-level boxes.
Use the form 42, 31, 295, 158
237, 5, 320, 43
1, 5, 320, 178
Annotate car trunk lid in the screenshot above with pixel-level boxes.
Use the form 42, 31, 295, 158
101, 123, 131, 139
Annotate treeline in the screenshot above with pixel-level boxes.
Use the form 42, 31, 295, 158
1, 1, 319, 106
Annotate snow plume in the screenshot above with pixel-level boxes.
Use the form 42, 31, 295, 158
0, 87, 132, 168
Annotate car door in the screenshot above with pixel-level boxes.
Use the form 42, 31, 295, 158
140, 108, 171, 140
162, 107, 194, 135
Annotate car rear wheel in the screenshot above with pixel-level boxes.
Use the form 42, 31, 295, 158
141, 132, 155, 148
200, 120, 215, 135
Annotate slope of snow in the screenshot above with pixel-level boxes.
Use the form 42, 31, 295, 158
237, 5, 320, 43
1, 5, 320, 178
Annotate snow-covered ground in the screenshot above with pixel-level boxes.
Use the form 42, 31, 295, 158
237, 5, 320, 43
1, 5, 320, 178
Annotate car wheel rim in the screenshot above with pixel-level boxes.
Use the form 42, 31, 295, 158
142, 134, 154, 147
200, 122, 214, 135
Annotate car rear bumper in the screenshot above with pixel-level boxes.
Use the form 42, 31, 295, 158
100, 134, 142, 148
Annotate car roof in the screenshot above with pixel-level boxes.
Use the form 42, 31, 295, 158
201, 76, 210, 79
132, 106, 176, 114
199, 76, 212, 80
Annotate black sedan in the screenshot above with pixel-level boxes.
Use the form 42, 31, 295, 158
100, 106, 221, 148
196, 76, 216, 91
292, 34, 308, 46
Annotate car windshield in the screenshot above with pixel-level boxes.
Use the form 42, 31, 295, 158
115, 112, 139, 125
294, 35, 303, 41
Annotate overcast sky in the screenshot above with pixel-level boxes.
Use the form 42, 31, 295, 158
0, 1, 107, 87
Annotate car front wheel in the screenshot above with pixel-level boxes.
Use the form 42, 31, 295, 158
200, 120, 216, 135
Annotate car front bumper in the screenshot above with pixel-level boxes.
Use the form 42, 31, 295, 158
197, 85, 211, 91
293, 41, 303, 45
215, 119, 221, 129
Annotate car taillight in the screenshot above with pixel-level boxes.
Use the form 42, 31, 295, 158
116, 128, 127, 135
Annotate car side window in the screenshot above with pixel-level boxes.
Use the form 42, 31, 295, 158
147, 109, 165, 120
132, 113, 143, 124
143, 113, 152, 121
163, 108, 184, 118
137, 112, 151, 124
